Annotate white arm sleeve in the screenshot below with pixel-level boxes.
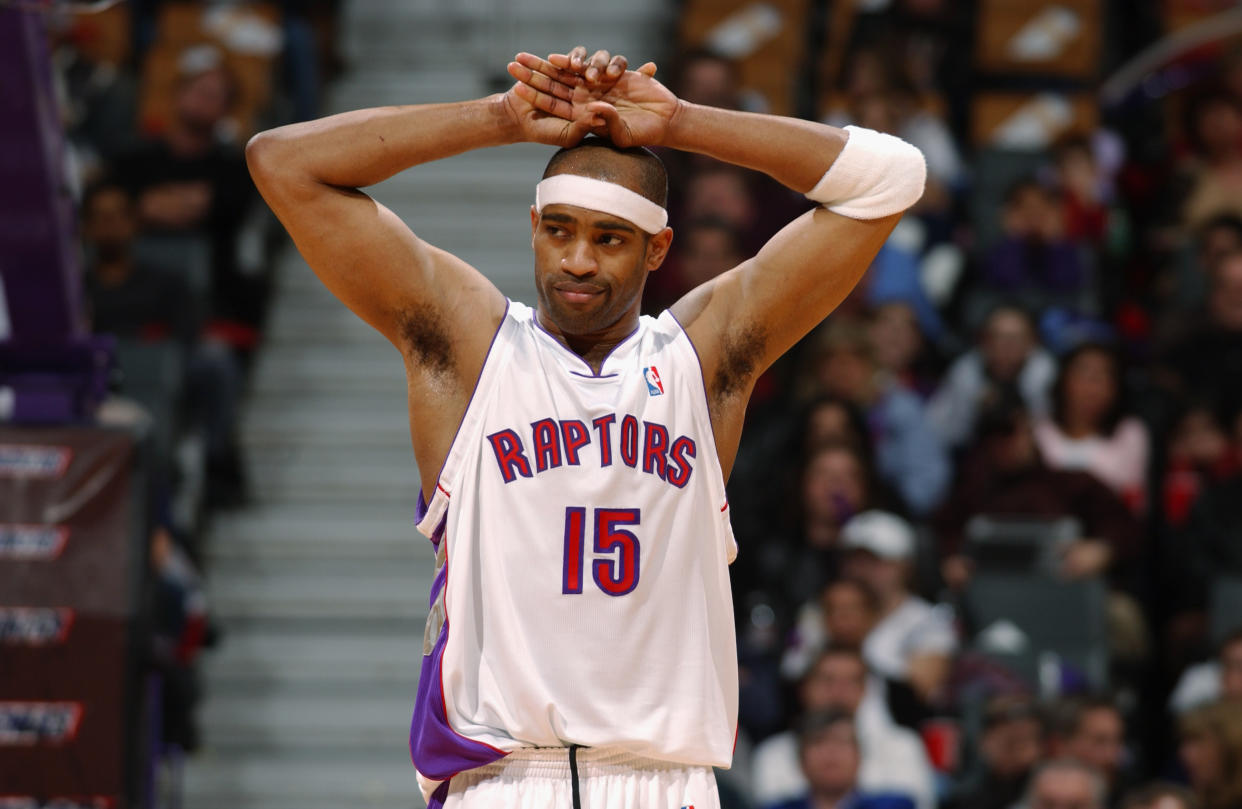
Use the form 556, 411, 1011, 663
806, 125, 928, 219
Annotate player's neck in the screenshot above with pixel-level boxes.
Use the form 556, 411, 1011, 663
536, 309, 640, 375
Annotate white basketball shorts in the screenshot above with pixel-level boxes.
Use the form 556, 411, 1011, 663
438, 747, 721, 809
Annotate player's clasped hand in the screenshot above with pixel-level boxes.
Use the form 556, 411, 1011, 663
505, 46, 679, 149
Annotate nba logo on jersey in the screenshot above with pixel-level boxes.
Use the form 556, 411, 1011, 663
644, 365, 664, 396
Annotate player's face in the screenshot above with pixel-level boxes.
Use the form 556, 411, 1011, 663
530, 203, 671, 339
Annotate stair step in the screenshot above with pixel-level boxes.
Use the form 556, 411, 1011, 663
198, 692, 416, 750
207, 568, 427, 620
184, 752, 421, 808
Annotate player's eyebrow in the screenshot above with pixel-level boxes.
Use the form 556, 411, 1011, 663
592, 219, 637, 234
541, 211, 638, 235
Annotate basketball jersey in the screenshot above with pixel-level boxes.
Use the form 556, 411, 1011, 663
410, 300, 739, 802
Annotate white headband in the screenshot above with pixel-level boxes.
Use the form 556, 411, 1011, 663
535, 174, 668, 235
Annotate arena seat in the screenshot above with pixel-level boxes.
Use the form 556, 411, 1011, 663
678, 0, 811, 116
1210, 575, 1242, 645
975, 0, 1102, 80
965, 572, 1109, 691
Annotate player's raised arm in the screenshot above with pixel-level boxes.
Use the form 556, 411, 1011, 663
244, 68, 602, 354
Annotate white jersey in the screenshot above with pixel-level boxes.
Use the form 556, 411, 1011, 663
410, 301, 739, 803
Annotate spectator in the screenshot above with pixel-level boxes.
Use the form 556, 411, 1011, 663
81, 179, 248, 508
802, 319, 950, 515
973, 179, 1093, 324
1054, 134, 1123, 249
1178, 701, 1242, 809
1047, 694, 1136, 804
1034, 341, 1150, 512
1162, 252, 1242, 421
1172, 412, 1242, 625
674, 48, 745, 112
928, 304, 1057, 451
81, 179, 198, 344
944, 695, 1046, 809
1179, 89, 1242, 234
111, 45, 262, 340
1160, 401, 1239, 530
753, 647, 935, 809
783, 578, 882, 680
800, 396, 874, 458
761, 441, 882, 622
760, 709, 918, 809
936, 393, 1140, 592
839, 511, 957, 721
1170, 628, 1242, 716
645, 216, 744, 312
1119, 783, 1199, 809
1022, 759, 1107, 809
866, 300, 940, 397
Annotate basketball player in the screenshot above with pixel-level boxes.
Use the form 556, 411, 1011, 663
246, 46, 925, 809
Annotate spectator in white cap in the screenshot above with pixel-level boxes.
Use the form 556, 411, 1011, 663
840, 510, 958, 725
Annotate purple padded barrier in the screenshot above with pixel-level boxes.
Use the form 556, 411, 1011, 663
0, 5, 84, 341
0, 6, 112, 423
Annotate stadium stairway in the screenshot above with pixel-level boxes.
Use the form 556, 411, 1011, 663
183, 2, 670, 808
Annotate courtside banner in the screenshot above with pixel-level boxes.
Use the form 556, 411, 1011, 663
0, 797, 116, 809
0, 426, 143, 802
0, 608, 75, 646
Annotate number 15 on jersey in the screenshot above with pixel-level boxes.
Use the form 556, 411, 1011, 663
562, 507, 641, 596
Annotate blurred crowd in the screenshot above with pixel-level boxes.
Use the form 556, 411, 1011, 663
51, 0, 342, 753
650, 2, 1242, 809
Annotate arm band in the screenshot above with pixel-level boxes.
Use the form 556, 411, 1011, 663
805, 125, 927, 219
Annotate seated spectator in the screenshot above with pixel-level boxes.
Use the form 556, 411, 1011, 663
81, 178, 247, 508
1161, 252, 1242, 422
1171, 421, 1242, 628
754, 647, 935, 809
760, 709, 918, 809
1023, 759, 1107, 809
944, 695, 1046, 809
971, 179, 1093, 323
1179, 89, 1242, 234
783, 578, 882, 680
1160, 401, 1239, 530
1053, 133, 1125, 250
1170, 628, 1242, 716
82, 180, 198, 343
1047, 694, 1137, 805
111, 45, 262, 340
752, 442, 882, 625
928, 304, 1057, 451
839, 511, 957, 722
1119, 783, 1200, 809
866, 299, 941, 398
804, 319, 950, 515
645, 216, 744, 313
1178, 701, 1242, 809
1163, 215, 1242, 327
936, 393, 1140, 592
1034, 342, 1150, 512
801, 396, 874, 458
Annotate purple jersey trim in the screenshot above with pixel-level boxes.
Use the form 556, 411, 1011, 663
410, 519, 508, 781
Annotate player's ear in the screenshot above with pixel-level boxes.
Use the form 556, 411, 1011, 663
530, 205, 539, 246
645, 226, 673, 272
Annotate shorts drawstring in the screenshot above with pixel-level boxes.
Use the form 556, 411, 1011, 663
569, 744, 583, 809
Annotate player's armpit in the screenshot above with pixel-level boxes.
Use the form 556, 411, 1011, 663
675, 207, 901, 396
